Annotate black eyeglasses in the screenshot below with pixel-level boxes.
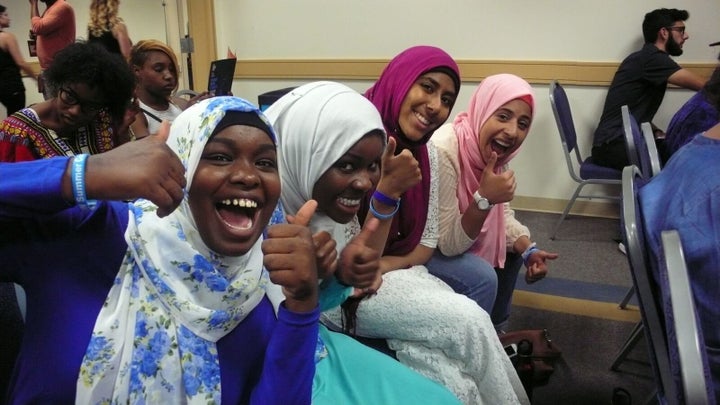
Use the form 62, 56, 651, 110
666, 26, 686, 35
58, 87, 105, 115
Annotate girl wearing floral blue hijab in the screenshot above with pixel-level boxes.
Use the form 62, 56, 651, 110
0, 96, 319, 404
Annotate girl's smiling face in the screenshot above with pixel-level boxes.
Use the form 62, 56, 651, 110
312, 131, 384, 224
397, 72, 457, 142
477, 99, 532, 163
188, 124, 280, 256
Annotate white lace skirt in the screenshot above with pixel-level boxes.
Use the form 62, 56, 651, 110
322, 265, 529, 405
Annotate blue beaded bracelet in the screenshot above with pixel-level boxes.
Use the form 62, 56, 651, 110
71, 154, 96, 210
369, 198, 400, 220
372, 190, 400, 207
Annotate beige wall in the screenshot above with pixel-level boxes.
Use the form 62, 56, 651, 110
210, 0, 720, 215
3, 1, 719, 215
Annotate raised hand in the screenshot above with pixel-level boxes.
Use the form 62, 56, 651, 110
82, 121, 186, 217
375, 137, 421, 199
287, 203, 338, 280
338, 217, 383, 296
477, 151, 516, 205
263, 200, 320, 313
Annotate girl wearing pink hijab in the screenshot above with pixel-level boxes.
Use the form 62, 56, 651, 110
431, 74, 558, 332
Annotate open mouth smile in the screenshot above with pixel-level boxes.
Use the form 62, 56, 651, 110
216, 198, 259, 231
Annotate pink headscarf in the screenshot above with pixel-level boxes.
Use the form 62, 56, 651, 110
454, 73, 535, 267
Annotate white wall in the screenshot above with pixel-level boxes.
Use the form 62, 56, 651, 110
213, 0, 720, 207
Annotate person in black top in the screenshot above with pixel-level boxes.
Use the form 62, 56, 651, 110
0, 4, 37, 114
591, 8, 707, 170
87, 0, 131, 60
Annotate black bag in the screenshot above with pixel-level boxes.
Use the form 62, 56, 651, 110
500, 328, 562, 385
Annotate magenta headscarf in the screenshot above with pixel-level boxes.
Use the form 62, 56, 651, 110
454, 73, 535, 267
362, 45, 460, 256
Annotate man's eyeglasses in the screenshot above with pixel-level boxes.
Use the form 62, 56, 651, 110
58, 87, 105, 115
666, 26, 686, 35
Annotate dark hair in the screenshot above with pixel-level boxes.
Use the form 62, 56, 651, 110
0, 5, 6, 13
44, 41, 135, 121
642, 8, 689, 43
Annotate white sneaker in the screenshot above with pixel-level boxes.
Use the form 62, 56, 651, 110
618, 242, 627, 255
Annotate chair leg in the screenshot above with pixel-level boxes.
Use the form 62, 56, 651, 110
611, 321, 644, 371
550, 184, 586, 240
618, 286, 635, 309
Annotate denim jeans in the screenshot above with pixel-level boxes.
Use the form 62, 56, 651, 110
426, 252, 497, 315
492, 252, 523, 331
426, 251, 523, 331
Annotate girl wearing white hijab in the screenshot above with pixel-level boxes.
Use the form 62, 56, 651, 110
266, 81, 527, 405
265, 81, 461, 404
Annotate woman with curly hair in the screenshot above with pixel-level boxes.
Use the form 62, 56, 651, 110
87, 0, 131, 59
0, 41, 135, 162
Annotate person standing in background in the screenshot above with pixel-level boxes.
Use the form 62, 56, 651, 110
591, 8, 706, 170
29, 0, 75, 99
87, 0, 131, 60
0, 4, 37, 115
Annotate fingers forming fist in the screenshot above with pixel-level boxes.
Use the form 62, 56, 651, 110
478, 152, 515, 205
263, 200, 320, 312
376, 137, 421, 199
337, 217, 382, 291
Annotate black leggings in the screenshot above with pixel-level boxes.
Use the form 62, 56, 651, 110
0, 90, 26, 115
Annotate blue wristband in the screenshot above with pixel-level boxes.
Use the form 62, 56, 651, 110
369, 198, 400, 220
372, 190, 400, 207
521, 243, 539, 266
71, 154, 96, 210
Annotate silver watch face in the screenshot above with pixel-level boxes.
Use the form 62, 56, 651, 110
478, 197, 491, 210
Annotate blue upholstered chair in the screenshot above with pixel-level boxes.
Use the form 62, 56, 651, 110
612, 166, 714, 405
621, 105, 662, 179
612, 165, 674, 402
548, 80, 622, 240
659, 230, 714, 405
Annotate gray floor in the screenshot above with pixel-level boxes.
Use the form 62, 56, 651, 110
510, 209, 657, 405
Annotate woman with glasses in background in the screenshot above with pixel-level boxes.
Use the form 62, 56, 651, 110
0, 40, 135, 162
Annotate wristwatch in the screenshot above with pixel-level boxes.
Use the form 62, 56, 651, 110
473, 191, 494, 211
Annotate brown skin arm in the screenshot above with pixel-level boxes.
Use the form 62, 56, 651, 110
60, 122, 186, 217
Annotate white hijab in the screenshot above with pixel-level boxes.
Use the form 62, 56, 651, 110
76, 97, 280, 404
264, 81, 385, 250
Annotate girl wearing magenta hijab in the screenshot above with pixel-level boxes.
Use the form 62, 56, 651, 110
322, 47, 529, 405
431, 74, 559, 332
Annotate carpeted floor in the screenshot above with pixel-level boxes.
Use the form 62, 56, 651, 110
508, 209, 658, 405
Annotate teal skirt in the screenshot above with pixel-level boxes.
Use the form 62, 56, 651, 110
312, 325, 461, 405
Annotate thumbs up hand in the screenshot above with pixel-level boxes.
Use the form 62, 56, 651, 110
338, 217, 383, 296
477, 152, 516, 205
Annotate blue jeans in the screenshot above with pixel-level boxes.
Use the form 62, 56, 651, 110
426, 251, 523, 330
426, 252, 497, 315
493, 253, 523, 331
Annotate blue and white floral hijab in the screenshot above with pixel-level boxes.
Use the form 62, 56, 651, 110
76, 97, 281, 404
